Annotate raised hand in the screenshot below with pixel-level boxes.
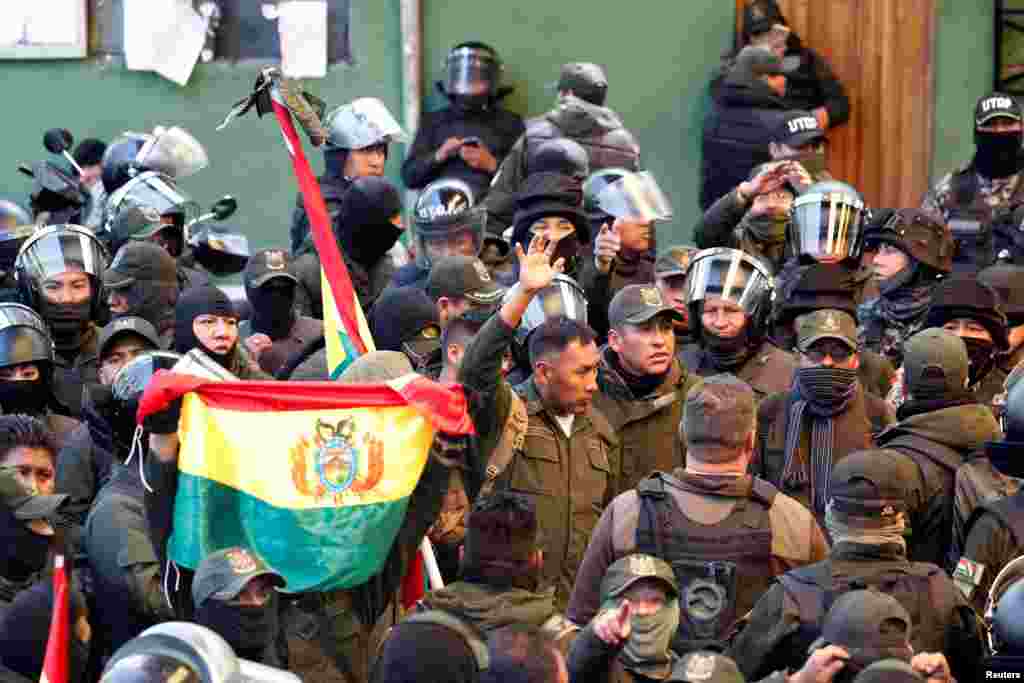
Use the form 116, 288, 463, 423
516, 234, 565, 294
435, 137, 464, 163
594, 222, 621, 274
594, 599, 632, 646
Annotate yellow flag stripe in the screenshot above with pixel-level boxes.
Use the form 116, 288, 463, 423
176, 394, 433, 510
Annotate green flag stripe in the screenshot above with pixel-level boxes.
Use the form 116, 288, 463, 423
168, 472, 409, 593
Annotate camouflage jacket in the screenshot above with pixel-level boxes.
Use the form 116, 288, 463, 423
921, 168, 1023, 222
858, 297, 929, 368
951, 456, 1022, 571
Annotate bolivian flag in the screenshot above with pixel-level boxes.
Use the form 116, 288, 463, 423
138, 372, 473, 593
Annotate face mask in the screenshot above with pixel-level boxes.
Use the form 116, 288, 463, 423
39, 300, 91, 348
618, 601, 681, 679
743, 215, 789, 244
795, 366, 859, 417
343, 220, 403, 269
975, 130, 1024, 179
0, 506, 51, 582
962, 336, 997, 386
116, 282, 175, 332
249, 284, 297, 340
196, 599, 276, 659
0, 379, 49, 417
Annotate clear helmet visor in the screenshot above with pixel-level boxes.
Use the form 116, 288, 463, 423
414, 209, 486, 268
791, 191, 865, 262
685, 248, 773, 318
107, 172, 201, 229
112, 351, 182, 403
594, 171, 673, 221
136, 126, 209, 180
513, 274, 588, 342
16, 225, 108, 282
324, 97, 409, 150
445, 46, 500, 97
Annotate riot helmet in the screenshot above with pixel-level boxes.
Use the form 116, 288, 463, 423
789, 180, 865, 263
104, 172, 200, 258
582, 167, 630, 220
323, 98, 408, 151
101, 622, 300, 683
509, 274, 588, 345
413, 178, 486, 269
187, 226, 250, 277
989, 562, 1024, 655
0, 200, 36, 273
101, 127, 209, 195
15, 224, 109, 321
0, 303, 54, 371
872, 209, 954, 275
443, 42, 502, 108
591, 171, 673, 223
980, 262, 1024, 327
685, 247, 775, 344
528, 138, 589, 180
28, 159, 87, 225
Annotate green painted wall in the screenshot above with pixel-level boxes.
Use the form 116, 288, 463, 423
0, 0, 405, 253
420, 2, 736, 245
931, 0, 995, 183
0, 1, 998, 251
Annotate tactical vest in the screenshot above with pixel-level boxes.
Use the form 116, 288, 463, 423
521, 119, 640, 178
943, 168, 1024, 273
777, 558, 956, 657
635, 473, 777, 655
965, 493, 1024, 550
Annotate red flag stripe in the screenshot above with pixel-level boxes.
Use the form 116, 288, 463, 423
137, 371, 475, 435
41, 554, 69, 683
270, 96, 368, 356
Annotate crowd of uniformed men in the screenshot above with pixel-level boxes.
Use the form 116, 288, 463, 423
4, 1, 1024, 681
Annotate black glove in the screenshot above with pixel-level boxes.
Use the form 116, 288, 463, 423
142, 397, 183, 435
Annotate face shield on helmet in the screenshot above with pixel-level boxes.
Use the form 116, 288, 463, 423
582, 168, 630, 218
510, 274, 588, 344
187, 226, 251, 276
445, 45, 501, 99
324, 98, 409, 151
101, 622, 301, 683
0, 303, 54, 369
112, 351, 182, 404
0, 201, 36, 273
413, 179, 485, 269
593, 171, 674, 223
105, 172, 201, 235
135, 126, 209, 180
16, 224, 108, 287
790, 181, 865, 263
685, 248, 774, 323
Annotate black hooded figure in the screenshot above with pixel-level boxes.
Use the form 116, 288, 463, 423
172, 285, 268, 380
401, 42, 525, 200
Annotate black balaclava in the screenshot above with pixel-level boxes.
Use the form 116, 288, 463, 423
0, 505, 50, 583
248, 279, 297, 341
0, 378, 50, 418
195, 595, 279, 663
963, 336, 997, 387
173, 285, 237, 369
336, 176, 404, 269
323, 148, 351, 180
975, 129, 1024, 179
87, 384, 139, 456
116, 281, 177, 336
38, 293, 92, 354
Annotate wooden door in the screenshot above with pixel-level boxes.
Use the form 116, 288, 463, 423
735, 0, 936, 208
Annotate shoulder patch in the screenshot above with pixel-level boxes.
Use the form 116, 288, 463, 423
952, 557, 986, 600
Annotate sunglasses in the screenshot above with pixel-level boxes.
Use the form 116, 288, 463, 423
800, 341, 855, 364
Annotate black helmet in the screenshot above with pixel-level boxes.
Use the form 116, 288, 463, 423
980, 262, 1024, 326
789, 180, 866, 263
443, 42, 502, 106
14, 224, 110, 320
925, 275, 1009, 351
529, 138, 589, 181
102, 128, 209, 195
28, 160, 87, 224
0, 303, 53, 370
101, 134, 149, 195
0, 200, 36, 273
412, 178, 485, 270
685, 247, 775, 344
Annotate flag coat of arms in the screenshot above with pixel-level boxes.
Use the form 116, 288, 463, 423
139, 372, 473, 593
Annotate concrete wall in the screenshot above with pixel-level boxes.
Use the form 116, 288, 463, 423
0, 0, 998, 249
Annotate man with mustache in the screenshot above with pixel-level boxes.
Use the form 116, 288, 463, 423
593, 285, 702, 493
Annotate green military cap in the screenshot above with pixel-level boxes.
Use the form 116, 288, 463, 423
600, 553, 678, 603
609, 285, 683, 329
192, 547, 286, 608
795, 308, 858, 352
654, 245, 698, 279
0, 466, 68, 520
903, 327, 968, 399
